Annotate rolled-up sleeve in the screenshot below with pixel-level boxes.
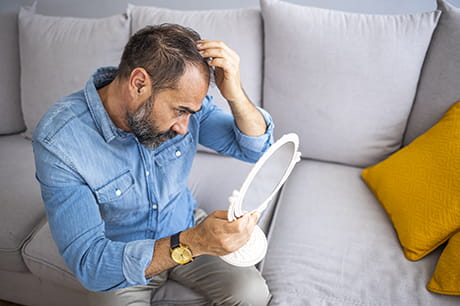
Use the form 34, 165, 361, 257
122, 240, 156, 286
232, 106, 274, 155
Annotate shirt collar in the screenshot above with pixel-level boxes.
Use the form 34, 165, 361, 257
84, 66, 131, 143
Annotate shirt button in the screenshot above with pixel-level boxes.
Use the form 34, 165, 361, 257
146, 171, 150, 176
175, 150, 181, 157
115, 189, 122, 196
152, 204, 158, 210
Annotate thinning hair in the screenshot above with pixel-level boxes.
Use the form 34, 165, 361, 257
118, 23, 211, 93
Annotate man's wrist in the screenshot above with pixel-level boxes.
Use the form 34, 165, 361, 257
179, 228, 203, 257
226, 90, 249, 106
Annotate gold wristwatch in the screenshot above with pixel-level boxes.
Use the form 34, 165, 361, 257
170, 231, 193, 264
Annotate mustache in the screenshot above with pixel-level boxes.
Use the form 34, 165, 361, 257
157, 129, 178, 142
136, 128, 177, 151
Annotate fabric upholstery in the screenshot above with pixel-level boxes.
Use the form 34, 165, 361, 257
129, 4, 263, 114
0, 268, 87, 306
0, 135, 44, 272
22, 222, 85, 292
262, 159, 460, 305
362, 101, 460, 261
18, 3, 130, 139
0, 12, 25, 135
404, 0, 460, 145
427, 231, 460, 295
261, 0, 440, 167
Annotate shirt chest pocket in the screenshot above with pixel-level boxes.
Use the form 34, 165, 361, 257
93, 170, 141, 223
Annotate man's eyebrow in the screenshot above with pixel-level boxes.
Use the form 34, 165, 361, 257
179, 105, 202, 114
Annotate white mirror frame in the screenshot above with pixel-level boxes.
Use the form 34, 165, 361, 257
221, 133, 301, 267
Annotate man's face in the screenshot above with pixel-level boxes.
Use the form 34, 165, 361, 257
127, 66, 208, 150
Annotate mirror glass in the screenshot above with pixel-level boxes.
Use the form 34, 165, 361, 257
240, 140, 297, 213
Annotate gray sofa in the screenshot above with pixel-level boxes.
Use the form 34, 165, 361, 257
1, 0, 460, 305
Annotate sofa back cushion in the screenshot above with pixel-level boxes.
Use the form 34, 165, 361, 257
261, 0, 440, 167
129, 4, 263, 114
0, 12, 25, 135
18, 3, 130, 139
404, 0, 460, 145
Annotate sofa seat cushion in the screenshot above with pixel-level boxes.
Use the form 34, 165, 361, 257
22, 221, 86, 292
261, 159, 460, 305
0, 135, 44, 272
0, 269, 88, 306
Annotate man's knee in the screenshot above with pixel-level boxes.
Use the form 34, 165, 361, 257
218, 267, 271, 306
171, 255, 271, 305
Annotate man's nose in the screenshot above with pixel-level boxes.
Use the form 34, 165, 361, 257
171, 115, 190, 135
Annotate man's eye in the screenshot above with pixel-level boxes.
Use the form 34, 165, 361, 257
176, 109, 186, 116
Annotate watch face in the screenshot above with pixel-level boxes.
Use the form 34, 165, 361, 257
171, 246, 193, 264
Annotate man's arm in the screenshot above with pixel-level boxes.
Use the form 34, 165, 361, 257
145, 211, 259, 278
196, 40, 267, 137
33, 140, 152, 291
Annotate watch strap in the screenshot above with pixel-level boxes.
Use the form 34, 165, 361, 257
170, 231, 181, 249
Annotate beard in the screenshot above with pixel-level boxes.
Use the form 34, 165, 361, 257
126, 96, 177, 150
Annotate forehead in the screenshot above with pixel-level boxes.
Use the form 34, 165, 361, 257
177, 65, 209, 96
160, 65, 208, 109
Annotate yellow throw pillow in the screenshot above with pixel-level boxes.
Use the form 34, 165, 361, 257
427, 230, 460, 295
361, 101, 460, 261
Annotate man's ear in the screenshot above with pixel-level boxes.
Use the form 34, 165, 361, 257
128, 67, 152, 105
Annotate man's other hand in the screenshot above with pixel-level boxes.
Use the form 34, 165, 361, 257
181, 210, 260, 257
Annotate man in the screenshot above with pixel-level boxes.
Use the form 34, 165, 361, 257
32, 24, 274, 305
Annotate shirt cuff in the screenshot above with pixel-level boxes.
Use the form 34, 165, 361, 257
122, 239, 155, 286
233, 106, 274, 153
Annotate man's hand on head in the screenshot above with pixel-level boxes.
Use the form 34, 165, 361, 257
181, 210, 260, 257
196, 40, 267, 137
196, 40, 246, 104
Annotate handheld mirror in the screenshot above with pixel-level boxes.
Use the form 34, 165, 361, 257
221, 133, 301, 267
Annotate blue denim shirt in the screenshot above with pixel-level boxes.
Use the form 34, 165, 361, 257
32, 67, 274, 292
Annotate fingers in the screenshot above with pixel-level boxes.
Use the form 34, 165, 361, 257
210, 210, 258, 232
250, 211, 261, 224
196, 40, 244, 103
196, 40, 224, 48
189, 210, 260, 256
211, 210, 230, 220
196, 40, 240, 70
223, 211, 259, 238
196, 40, 234, 53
